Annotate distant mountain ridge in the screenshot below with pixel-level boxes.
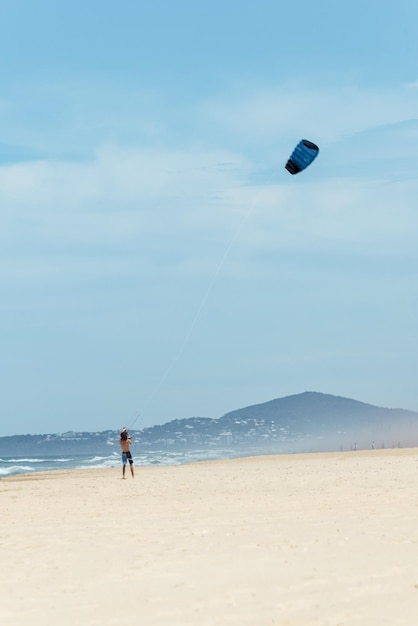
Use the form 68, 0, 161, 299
221, 391, 417, 429
141, 391, 418, 451
1, 392, 417, 456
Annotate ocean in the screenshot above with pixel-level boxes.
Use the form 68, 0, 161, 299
0, 447, 244, 478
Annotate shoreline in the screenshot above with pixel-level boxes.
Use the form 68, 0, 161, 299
2, 444, 417, 482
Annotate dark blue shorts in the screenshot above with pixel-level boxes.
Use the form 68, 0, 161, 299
122, 451, 133, 465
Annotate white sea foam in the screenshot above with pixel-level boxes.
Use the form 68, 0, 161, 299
0, 465, 34, 476
0, 448, 244, 477
3, 458, 49, 463
85, 458, 120, 469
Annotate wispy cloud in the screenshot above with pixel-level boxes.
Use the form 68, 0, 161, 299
199, 82, 418, 145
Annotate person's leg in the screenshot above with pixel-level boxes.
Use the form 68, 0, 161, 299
130, 463, 134, 478
122, 452, 128, 478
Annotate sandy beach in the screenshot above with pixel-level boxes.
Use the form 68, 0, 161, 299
1, 448, 417, 625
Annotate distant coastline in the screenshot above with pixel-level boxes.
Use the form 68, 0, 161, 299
2, 392, 417, 459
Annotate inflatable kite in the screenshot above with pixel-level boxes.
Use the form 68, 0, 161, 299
285, 139, 319, 175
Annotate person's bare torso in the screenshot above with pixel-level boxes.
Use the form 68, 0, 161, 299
120, 438, 131, 452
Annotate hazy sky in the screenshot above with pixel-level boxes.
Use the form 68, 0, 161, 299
1, 0, 418, 436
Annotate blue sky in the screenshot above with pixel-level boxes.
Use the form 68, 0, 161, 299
1, 1, 418, 436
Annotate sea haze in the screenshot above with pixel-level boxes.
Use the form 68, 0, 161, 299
1, 392, 417, 477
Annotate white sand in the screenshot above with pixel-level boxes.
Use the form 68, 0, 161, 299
1, 448, 417, 625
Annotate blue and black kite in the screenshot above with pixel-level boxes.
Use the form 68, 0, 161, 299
285, 139, 319, 175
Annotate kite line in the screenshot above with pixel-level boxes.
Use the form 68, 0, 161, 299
126, 138, 320, 429
126, 202, 255, 430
